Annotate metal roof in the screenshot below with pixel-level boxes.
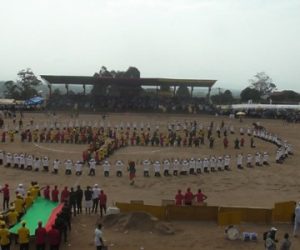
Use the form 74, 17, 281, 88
40, 75, 216, 88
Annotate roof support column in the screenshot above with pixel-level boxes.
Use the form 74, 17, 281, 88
47, 84, 52, 98
65, 83, 69, 95
207, 86, 212, 103
191, 86, 194, 97
83, 84, 86, 95
173, 85, 177, 97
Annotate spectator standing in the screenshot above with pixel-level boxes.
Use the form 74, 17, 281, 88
1, 184, 10, 210
175, 190, 184, 205
35, 221, 47, 250
75, 185, 83, 214
48, 225, 61, 250
92, 184, 100, 214
99, 190, 107, 218
84, 186, 93, 214
17, 221, 30, 250
280, 233, 291, 250
94, 223, 104, 250
52, 186, 59, 202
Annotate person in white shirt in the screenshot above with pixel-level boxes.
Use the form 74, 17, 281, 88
163, 159, 171, 176
75, 160, 83, 176
263, 152, 269, 165
115, 160, 124, 177
142, 159, 151, 177
240, 127, 244, 135
94, 223, 104, 249
16, 183, 26, 197
180, 159, 188, 175
42, 156, 49, 172
196, 158, 203, 174
246, 153, 253, 168
217, 156, 224, 171
255, 152, 261, 166
0, 150, 4, 165
203, 157, 209, 173
34, 157, 41, 171
237, 153, 243, 169
92, 184, 101, 214
224, 155, 231, 171
52, 159, 60, 174
103, 160, 110, 177
189, 158, 196, 175
13, 153, 19, 168
210, 156, 216, 172
5, 152, 12, 167
294, 202, 300, 237
26, 155, 33, 170
153, 160, 161, 177
65, 159, 73, 175
19, 154, 26, 169
172, 159, 180, 176
88, 158, 96, 176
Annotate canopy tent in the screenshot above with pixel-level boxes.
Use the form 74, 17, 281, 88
24, 96, 44, 106
9, 197, 63, 236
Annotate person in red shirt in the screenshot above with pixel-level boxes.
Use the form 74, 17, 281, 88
35, 221, 47, 250
60, 187, 69, 203
99, 190, 107, 217
1, 184, 10, 210
175, 189, 184, 205
184, 187, 194, 206
195, 189, 208, 204
48, 225, 61, 250
52, 186, 59, 202
43, 186, 50, 200
223, 136, 229, 148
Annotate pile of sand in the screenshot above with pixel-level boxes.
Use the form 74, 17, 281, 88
103, 212, 175, 235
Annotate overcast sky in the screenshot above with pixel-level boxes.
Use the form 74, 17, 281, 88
0, 0, 299, 91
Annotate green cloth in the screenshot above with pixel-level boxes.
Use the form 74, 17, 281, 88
9, 197, 58, 236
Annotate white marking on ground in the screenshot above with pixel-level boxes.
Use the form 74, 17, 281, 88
32, 143, 82, 154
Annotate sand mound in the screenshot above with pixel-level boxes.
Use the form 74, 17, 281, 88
103, 212, 175, 235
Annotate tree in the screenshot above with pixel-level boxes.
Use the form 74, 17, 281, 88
176, 86, 190, 97
3, 81, 21, 99
3, 69, 41, 99
211, 89, 234, 105
240, 87, 261, 102
249, 72, 276, 98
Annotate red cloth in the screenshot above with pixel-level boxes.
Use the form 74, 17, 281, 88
184, 191, 194, 204
60, 189, 69, 202
44, 188, 50, 200
45, 203, 63, 232
48, 228, 61, 245
195, 192, 206, 203
99, 193, 107, 205
2, 186, 9, 198
35, 227, 47, 244
175, 193, 184, 205
51, 189, 59, 202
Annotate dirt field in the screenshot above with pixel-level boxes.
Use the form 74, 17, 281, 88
1, 112, 300, 250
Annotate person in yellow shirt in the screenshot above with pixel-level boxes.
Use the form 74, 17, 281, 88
24, 192, 33, 210
0, 215, 6, 228
0, 221, 10, 250
17, 221, 30, 249
29, 184, 40, 200
14, 194, 25, 217
7, 207, 18, 227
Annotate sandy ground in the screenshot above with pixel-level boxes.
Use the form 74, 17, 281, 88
1, 112, 300, 250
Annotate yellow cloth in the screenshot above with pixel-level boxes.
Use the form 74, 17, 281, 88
0, 228, 10, 245
17, 226, 30, 244
7, 211, 18, 226
14, 198, 24, 214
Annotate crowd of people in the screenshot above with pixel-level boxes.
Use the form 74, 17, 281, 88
175, 188, 208, 206
0, 181, 109, 250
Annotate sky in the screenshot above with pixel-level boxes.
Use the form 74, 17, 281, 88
0, 0, 299, 92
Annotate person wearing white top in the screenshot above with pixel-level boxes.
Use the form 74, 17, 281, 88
247, 153, 253, 168
196, 158, 203, 174
224, 155, 231, 171
16, 183, 26, 197
153, 161, 161, 177
240, 127, 244, 135
189, 158, 196, 175
0, 150, 4, 165
103, 160, 110, 177
263, 152, 269, 165
172, 159, 180, 176
75, 160, 83, 176
65, 159, 73, 175
163, 159, 171, 176
180, 160, 188, 175
19, 154, 26, 169
94, 223, 104, 248
203, 158, 209, 173
210, 156, 216, 172
88, 158, 96, 176
294, 202, 300, 237
5, 153, 12, 167
92, 184, 101, 214
26, 155, 33, 170
115, 160, 124, 177
255, 152, 261, 166
52, 159, 60, 174
142, 160, 151, 177
13, 153, 19, 168
34, 157, 41, 171
42, 156, 49, 172
237, 154, 243, 169
217, 156, 224, 171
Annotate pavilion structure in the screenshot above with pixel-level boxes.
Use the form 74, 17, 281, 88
40, 75, 217, 99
